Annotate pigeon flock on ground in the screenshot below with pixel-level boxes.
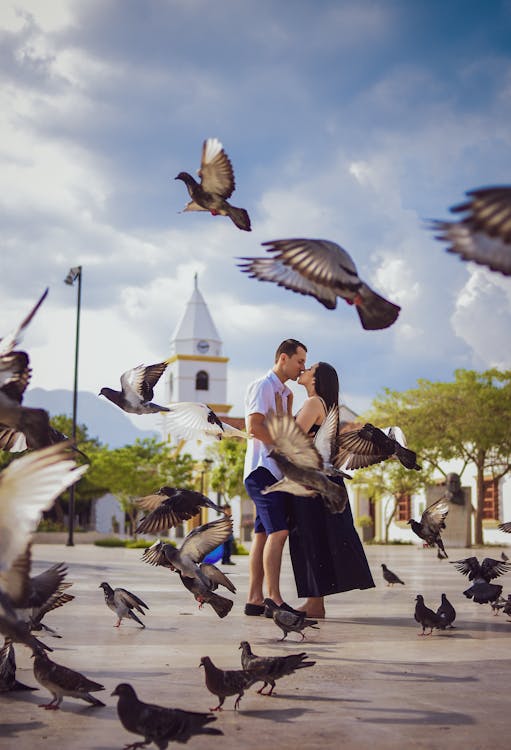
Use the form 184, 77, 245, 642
1, 140, 510, 746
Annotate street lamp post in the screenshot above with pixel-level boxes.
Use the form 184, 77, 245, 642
64, 265, 82, 547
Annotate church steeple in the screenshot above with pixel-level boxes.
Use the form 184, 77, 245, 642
164, 275, 231, 415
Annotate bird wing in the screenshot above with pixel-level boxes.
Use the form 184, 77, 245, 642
262, 477, 317, 496
28, 561, 70, 609
499, 521, 511, 533
180, 517, 233, 562
141, 540, 174, 568
0, 288, 48, 357
449, 557, 480, 579
480, 558, 511, 581
237, 256, 339, 310
121, 362, 167, 404
199, 138, 235, 198
0, 442, 88, 572
0, 427, 27, 452
166, 402, 219, 439
114, 588, 149, 612
265, 410, 323, 471
335, 424, 390, 470
261, 238, 361, 290
0, 545, 32, 606
0, 351, 32, 404
421, 498, 449, 533
199, 563, 236, 593
136, 493, 166, 512
313, 405, 339, 465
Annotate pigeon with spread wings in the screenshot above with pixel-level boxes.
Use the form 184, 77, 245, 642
430, 186, 511, 276
238, 238, 400, 330
336, 423, 421, 471
407, 498, 449, 559
165, 402, 248, 442
261, 409, 348, 514
175, 138, 251, 231
136, 487, 226, 535
99, 361, 169, 414
450, 556, 511, 604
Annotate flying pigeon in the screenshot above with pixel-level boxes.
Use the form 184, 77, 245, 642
32, 647, 105, 709
99, 362, 170, 414
271, 608, 320, 641
98, 582, 149, 628
142, 518, 235, 617
238, 238, 401, 330
499, 521, 511, 533
262, 409, 349, 514
112, 682, 222, 749
336, 423, 421, 471
430, 186, 511, 276
450, 556, 511, 604
407, 498, 449, 559
175, 138, 251, 231
381, 563, 405, 586
436, 593, 456, 629
0, 639, 37, 692
199, 655, 257, 711
136, 486, 226, 535
239, 641, 315, 696
165, 402, 249, 441
414, 594, 442, 636
0, 288, 48, 357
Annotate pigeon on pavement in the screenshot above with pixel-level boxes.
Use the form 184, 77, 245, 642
430, 186, 511, 276
199, 656, 257, 711
136, 486, 226, 535
381, 563, 405, 586
32, 647, 105, 709
414, 594, 442, 636
436, 593, 456, 629
239, 641, 315, 696
271, 608, 319, 641
489, 595, 507, 615
450, 556, 511, 604
99, 362, 170, 414
165, 402, 249, 441
112, 682, 222, 749
262, 410, 349, 514
407, 498, 449, 559
0, 639, 37, 692
175, 138, 251, 231
99, 582, 149, 628
336, 423, 421, 471
238, 238, 401, 330
0, 288, 49, 357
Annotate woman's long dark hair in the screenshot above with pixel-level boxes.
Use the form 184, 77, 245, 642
314, 362, 339, 411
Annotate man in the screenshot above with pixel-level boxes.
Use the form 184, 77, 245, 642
243, 338, 307, 616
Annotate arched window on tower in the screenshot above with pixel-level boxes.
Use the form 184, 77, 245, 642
196, 370, 209, 391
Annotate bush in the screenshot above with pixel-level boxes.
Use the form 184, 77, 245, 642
233, 539, 249, 555
94, 537, 177, 549
94, 537, 127, 547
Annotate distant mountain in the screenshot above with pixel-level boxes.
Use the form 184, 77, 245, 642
24, 388, 159, 448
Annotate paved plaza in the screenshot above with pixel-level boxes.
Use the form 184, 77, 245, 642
1, 541, 510, 750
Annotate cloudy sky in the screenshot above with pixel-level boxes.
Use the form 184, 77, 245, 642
2, 0, 511, 435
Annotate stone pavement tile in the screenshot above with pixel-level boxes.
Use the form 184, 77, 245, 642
1, 542, 510, 749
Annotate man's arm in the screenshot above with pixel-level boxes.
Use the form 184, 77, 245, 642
246, 412, 273, 445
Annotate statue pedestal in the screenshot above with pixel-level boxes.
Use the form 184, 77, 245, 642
425, 484, 472, 548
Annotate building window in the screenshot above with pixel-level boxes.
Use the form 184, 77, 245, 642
196, 370, 209, 391
396, 493, 411, 522
483, 477, 499, 520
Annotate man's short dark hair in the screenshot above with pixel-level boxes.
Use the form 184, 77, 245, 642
275, 338, 307, 362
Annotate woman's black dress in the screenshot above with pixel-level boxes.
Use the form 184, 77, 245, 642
288, 426, 375, 598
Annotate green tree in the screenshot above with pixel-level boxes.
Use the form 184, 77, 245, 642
367, 369, 511, 545
207, 439, 248, 503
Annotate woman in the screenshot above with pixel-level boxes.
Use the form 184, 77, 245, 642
289, 362, 375, 618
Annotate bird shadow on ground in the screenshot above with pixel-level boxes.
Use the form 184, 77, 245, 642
0, 721, 46, 735
336, 616, 415, 628
84, 669, 170, 680
353, 705, 475, 725
374, 669, 478, 683
262, 692, 370, 704
239, 707, 311, 722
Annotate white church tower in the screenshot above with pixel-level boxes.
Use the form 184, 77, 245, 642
164, 274, 232, 417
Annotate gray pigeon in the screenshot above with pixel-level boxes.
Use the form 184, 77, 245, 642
0, 639, 37, 692
112, 682, 222, 749
381, 563, 405, 586
450, 556, 511, 604
414, 594, 442, 636
175, 138, 251, 231
430, 186, 511, 276
136, 486, 226, 535
271, 608, 319, 641
199, 655, 257, 711
238, 237, 400, 329
239, 641, 315, 696
99, 361, 170, 414
407, 498, 449, 559
490, 595, 508, 615
179, 564, 236, 619
99, 582, 149, 627
32, 647, 105, 709
436, 593, 456, 629
262, 410, 348, 514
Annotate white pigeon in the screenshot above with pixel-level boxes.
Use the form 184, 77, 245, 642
165, 402, 248, 441
0, 442, 88, 572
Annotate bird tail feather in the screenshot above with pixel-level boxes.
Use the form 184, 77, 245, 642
356, 285, 401, 330
227, 205, 251, 231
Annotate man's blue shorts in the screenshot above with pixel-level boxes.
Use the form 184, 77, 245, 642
244, 467, 290, 534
